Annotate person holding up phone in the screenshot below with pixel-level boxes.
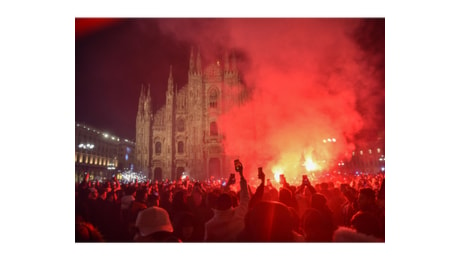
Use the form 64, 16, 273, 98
234, 159, 244, 177
249, 167, 266, 209
279, 174, 291, 191
258, 167, 265, 183
204, 159, 249, 242
302, 174, 316, 195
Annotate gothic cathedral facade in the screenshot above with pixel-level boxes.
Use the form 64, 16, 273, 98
135, 48, 248, 181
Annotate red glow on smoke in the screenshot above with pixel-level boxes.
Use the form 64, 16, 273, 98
75, 18, 119, 39
158, 18, 384, 181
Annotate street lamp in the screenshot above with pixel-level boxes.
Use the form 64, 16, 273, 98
78, 143, 95, 150
77, 143, 95, 182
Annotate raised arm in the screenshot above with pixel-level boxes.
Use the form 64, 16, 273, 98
234, 160, 249, 218
303, 174, 316, 195
249, 167, 265, 209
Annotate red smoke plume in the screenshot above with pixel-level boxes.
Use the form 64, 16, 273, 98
158, 18, 384, 182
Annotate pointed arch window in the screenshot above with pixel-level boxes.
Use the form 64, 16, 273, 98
178, 141, 184, 154
155, 142, 161, 154
209, 89, 218, 108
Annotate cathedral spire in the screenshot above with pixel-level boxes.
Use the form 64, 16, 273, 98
168, 65, 174, 92
189, 47, 195, 73
138, 84, 145, 113
145, 84, 151, 113
196, 47, 202, 73
140, 84, 145, 101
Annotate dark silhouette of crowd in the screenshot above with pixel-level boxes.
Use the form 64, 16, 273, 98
75, 160, 385, 243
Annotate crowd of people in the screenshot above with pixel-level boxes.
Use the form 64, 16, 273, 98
75, 160, 385, 242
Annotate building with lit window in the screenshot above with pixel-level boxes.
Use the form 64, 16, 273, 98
338, 135, 385, 174
135, 49, 249, 181
75, 122, 135, 183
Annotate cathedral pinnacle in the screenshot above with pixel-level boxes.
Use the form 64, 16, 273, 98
196, 47, 202, 73
143, 84, 152, 114
168, 65, 174, 93
189, 47, 195, 73
138, 84, 145, 107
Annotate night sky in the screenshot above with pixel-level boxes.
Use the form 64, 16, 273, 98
76, 18, 191, 140
75, 18, 385, 165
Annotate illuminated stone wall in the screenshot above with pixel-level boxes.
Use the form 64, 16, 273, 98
135, 50, 246, 181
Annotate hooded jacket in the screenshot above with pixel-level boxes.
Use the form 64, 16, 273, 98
204, 178, 249, 242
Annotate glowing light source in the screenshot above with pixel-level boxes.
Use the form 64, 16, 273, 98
332, 138, 336, 142
303, 158, 318, 172
78, 143, 94, 149
103, 133, 109, 138
323, 139, 327, 143
271, 166, 284, 183
327, 138, 331, 142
